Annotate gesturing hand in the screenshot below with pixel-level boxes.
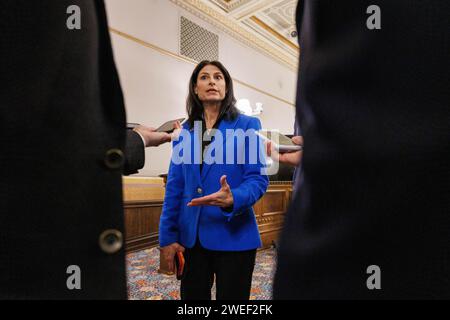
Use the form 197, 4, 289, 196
187, 175, 234, 208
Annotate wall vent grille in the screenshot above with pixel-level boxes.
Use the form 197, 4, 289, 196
180, 16, 219, 62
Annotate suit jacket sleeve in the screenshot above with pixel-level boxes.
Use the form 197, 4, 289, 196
123, 129, 145, 175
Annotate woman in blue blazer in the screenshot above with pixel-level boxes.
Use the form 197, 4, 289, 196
159, 61, 269, 300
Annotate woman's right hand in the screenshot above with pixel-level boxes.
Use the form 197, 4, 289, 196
159, 242, 185, 273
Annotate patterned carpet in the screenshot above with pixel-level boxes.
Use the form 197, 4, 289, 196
126, 247, 276, 300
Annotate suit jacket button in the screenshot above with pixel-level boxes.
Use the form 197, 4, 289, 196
104, 149, 124, 169
197, 187, 203, 194
99, 229, 123, 254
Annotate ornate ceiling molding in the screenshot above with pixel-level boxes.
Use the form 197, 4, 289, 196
169, 0, 298, 71
232, 0, 281, 20
210, 0, 253, 12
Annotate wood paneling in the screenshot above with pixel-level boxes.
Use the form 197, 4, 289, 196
123, 178, 292, 253
254, 182, 292, 249
124, 200, 163, 252
122, 177, 165, 201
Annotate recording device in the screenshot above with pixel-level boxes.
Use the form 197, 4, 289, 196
126, 123, 140, 129
156, 117, 185, 133
126, 118, 185, 133
257, 130, 303, 153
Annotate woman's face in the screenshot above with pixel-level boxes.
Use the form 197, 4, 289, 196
194, 64, 227, 104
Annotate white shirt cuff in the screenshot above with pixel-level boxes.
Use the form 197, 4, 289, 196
134, 130, 147, 147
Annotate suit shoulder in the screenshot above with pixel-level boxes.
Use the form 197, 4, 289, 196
236, 113, 260, 124
236, 114, 261, 129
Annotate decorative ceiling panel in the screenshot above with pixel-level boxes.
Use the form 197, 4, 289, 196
210, 0, 254, 13
170, 0, 299, 71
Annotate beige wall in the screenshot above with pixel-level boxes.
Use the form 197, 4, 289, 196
105, 0, 297, 177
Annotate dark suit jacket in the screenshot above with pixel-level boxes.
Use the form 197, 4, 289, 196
274, 0, 450, 299
0, 0, 141, 299
124, 130, 145, 175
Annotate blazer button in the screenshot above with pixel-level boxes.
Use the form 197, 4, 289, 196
197, 187, 203, 194
104, 149, 124, 170
99, 229, 123, 254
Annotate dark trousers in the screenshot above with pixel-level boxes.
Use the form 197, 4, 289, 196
180, 241, 257, 300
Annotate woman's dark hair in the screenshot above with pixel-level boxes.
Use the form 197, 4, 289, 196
186, 60, 239, 129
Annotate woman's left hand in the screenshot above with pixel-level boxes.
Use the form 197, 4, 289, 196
187, 175, 234, 208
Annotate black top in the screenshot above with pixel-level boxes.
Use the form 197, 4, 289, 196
199, 113, 224, 172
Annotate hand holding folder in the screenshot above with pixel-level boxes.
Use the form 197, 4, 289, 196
159, 242, 185, 278
174, 251, 185, 280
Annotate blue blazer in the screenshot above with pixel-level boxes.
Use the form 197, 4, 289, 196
159, 113, 269, 251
